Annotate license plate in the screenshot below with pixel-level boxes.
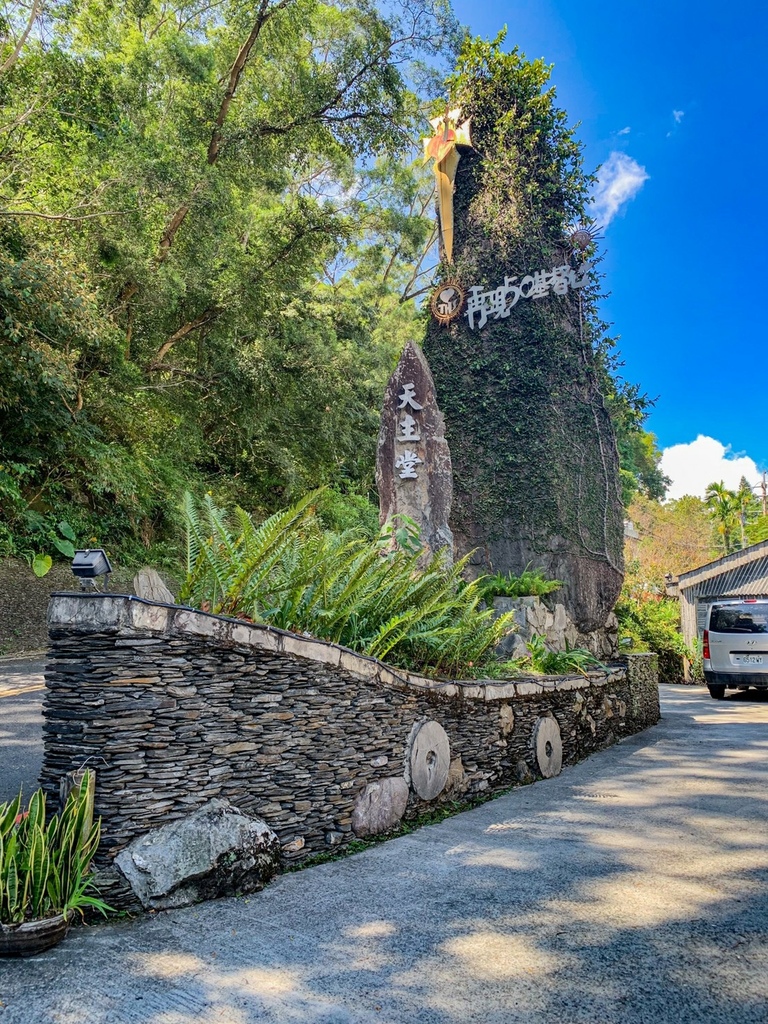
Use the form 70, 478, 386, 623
735, 654, 764, 665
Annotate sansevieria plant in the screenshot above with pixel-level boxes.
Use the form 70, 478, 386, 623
0, 772, 111, 925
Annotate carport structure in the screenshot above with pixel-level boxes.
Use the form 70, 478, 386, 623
677, 539, 768, 650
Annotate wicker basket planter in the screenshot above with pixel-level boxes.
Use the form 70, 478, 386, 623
0, 912, 73, 958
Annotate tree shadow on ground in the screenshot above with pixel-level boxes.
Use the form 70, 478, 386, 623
1, 687, 767, 1024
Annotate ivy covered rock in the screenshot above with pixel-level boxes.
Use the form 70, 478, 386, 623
422, 36, 624, 632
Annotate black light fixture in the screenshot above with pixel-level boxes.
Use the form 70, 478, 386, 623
71, 549, 113, 591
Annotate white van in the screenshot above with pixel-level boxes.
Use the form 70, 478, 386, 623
703, 599, 768, 699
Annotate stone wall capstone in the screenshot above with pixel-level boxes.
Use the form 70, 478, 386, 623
42, 594, 659, 908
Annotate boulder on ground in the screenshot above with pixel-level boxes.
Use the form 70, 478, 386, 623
115, 799, 280, 910
352, 777, 409, 837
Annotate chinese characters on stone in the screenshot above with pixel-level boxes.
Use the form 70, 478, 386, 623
395, 382, 424, 480
465, 262, 592, 331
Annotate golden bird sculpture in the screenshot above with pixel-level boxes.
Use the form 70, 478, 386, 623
422, 106, 472, 265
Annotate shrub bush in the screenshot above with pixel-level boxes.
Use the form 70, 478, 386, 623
615, 591, 692, 683
478, 568, 562, 603
179, 491, 515, 678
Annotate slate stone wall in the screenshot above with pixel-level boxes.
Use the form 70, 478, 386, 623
42, 594, 659, 877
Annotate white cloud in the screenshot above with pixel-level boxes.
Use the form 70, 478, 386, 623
618, 126, 631, 135
590, 152, 649, 226
672, 109, 685, 123
660, 435, 760, 500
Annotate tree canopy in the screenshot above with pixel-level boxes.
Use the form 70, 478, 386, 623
0, 0, 460, 563
1, 8, 665, 572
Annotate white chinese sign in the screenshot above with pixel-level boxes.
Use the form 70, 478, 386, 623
465, 262, 592, 331
395, 382, 424, 480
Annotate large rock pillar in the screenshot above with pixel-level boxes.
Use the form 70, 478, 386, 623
420, 49, 624, 632
375, 340, 453, 561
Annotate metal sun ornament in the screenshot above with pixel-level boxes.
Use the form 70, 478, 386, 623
567, 221, 603, 254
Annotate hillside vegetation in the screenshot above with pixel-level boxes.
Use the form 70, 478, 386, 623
1, 2, 663, 573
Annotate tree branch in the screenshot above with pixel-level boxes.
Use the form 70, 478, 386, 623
150, 308, 220, 367
155, 185, 200, 263
262, 222, 333, 273
0, 101, 38, 134
207, 0, 292, 165
155, 0, 292, 264
400, 229, 437, 302
0, 0, 41, 75
176, 0, 228, 33
114, 281, 138, 308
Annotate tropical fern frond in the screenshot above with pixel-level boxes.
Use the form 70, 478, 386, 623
179, 491, 520, 678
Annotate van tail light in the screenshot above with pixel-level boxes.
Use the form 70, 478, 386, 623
703, 629, 710, 660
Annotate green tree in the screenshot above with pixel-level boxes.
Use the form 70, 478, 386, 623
0, 0, 458, 560
746, 515, 768, 545
615, 561, 692, 683
734, 474, 761, 548
704, 481, 741, 554
626, 493, 716, 580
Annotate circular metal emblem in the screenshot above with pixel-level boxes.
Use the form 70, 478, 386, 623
567, 221, 602, 254
430, 280, 464, 325
571, 228, 593, 251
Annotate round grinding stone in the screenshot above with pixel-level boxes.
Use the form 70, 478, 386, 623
534, 716, 563, 779
409, 720, 450, 800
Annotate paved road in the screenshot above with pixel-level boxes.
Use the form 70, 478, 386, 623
0, 657, 45, 802
1, 684, 767, 1023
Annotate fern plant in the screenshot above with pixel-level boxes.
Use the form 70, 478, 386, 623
179, 492, 515, 677
0, 772, 111, 925
479, 567, 563, 603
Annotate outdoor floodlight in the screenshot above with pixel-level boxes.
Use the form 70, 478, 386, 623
71, 549, 113, 591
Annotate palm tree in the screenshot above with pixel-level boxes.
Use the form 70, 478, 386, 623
704, 481, 741, 554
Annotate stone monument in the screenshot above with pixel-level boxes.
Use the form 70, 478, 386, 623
375, 340, 453, 562
420, 46, 624, 636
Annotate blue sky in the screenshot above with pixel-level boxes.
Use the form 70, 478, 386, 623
449, 0, 767, 499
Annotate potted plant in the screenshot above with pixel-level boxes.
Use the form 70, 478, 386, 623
0, 771, 111, 957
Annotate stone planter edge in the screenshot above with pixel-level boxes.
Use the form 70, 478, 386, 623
47, 593, 639, 701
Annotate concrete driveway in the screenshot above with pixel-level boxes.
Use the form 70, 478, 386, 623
1, 685, 767, 1024
0, 656, 45, 802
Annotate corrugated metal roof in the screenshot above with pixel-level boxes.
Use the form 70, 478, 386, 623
678, 539, 768, 592
686, 556, 768, 597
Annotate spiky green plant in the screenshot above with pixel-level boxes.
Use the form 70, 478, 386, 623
179, 492, 516, 677
517, 634, 604, 677
0, 772, 111, 925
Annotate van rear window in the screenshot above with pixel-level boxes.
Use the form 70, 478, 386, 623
709, 604, 768, 634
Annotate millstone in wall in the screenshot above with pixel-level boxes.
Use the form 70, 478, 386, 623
533, 716, 563, 779
133, 567, 175, 604
407, 719, 451, 800
352, 777, 409, 837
